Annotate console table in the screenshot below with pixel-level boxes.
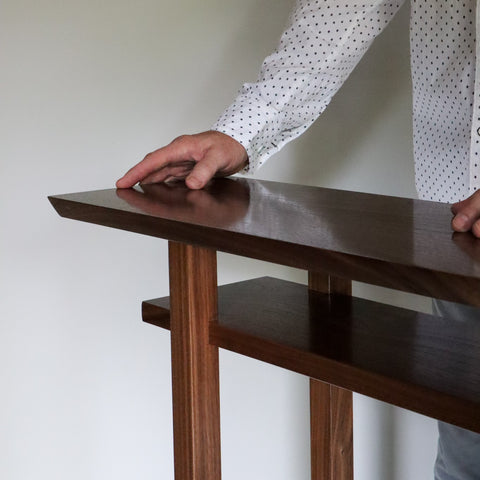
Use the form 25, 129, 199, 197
49, 178, 480, 480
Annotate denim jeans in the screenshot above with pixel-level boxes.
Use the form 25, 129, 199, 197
432, 299, 480, 480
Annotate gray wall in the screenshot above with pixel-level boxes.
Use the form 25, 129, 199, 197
1, 1, 438, 479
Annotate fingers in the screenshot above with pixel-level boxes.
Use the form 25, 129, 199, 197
140, 160, 196, 185
183, 132, 246, 189
116, 152, 165, 188
472, 221, 480, 238
116, 137, 192, 188
451, 191, 480, 238
116, 131, 248, 190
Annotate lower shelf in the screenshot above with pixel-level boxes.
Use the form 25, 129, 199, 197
142, 276, 480, 433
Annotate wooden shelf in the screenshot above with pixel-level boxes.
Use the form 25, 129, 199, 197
50, 178, 480, 478
143, 276, 480, 433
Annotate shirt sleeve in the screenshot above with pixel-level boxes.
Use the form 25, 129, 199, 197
212, 0, 406, 173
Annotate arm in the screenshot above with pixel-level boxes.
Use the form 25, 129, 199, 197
213, 0, 406, 173
117, 0, 405, 189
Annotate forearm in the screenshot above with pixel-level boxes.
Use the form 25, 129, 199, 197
213, 0, 406, 173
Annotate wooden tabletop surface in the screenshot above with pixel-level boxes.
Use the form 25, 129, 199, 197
49, 177, 480, 304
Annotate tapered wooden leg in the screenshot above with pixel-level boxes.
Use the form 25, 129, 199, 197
309, 272, 353, 480
168, 241, 221, 480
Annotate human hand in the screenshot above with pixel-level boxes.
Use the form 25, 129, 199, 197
451, 190, 480, 238
116, 131, 248, 190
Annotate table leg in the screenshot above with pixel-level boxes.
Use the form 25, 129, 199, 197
168, 241, 221, 480
309, 272, 353, 480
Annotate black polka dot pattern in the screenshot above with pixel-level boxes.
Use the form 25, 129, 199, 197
411, 0, 476, 202
213, 0, 479, 203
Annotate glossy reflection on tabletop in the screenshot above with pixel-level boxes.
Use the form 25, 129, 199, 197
116, 178, 251, 228
51, 177, 480, 282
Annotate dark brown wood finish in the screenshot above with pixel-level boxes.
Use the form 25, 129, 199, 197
51, 178, 480, 477
310, 385, 354, 480
308, 272, 353, 480
142, 277, 480, 433
49, 178, 480, 306
168, 242, 221, 480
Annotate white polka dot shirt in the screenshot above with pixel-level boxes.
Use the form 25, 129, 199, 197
212, 0, 479, 203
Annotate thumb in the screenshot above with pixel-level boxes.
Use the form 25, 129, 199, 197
185, 157, 218, 189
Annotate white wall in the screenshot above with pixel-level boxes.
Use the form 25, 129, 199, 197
1, 1, 438, 479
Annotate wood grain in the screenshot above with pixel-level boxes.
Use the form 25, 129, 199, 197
142, 277, 480, 433
168, 241, 221, 480
310, 383, 353, 480
308, 272, 353, 480
48, 178, 480, 306
50, 178, 480, 477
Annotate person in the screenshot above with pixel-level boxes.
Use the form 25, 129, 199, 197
117, 1, 480, 478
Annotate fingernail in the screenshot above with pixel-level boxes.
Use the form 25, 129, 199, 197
452, 213, 469, 231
